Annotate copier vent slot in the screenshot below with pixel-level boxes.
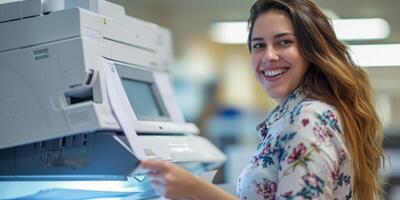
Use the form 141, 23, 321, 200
33, 134, 89, 152
32, 134, 90, 168
33, 48, 49, 60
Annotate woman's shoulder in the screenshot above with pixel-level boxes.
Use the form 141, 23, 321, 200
289, 98, 342, 134
296, 98, 339, 117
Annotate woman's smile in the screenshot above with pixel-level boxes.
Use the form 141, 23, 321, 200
261, 67, 290, 81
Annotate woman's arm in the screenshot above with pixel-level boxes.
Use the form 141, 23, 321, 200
141, 160, 238, 200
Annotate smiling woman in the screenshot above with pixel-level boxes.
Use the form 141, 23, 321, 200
243, 0, 384, 199
139, 0, 385, 200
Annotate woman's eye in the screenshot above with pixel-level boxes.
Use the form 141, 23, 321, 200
252, 43, 265, 49
279, 40, 292, 46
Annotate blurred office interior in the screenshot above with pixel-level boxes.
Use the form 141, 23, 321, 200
0, 0, 398, 198
107, 0, 400, 199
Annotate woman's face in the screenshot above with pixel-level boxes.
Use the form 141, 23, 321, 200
250, 10, 309, 103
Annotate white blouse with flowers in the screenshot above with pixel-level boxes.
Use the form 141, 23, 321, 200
237, 88, 353, 200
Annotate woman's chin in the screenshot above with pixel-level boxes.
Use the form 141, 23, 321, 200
266, 88, 290, 103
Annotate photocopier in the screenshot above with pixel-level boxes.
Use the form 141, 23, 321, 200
0, 0, 226, 199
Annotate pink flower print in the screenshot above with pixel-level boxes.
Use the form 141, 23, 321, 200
338, 149, 347, 165
287, 143, 307, 164
304, 172, 319, 188
261, 143, 272, 155
250, 155, 260, 167
253, 178, 277, 200
331, 167, 340, 181
313, 124, 333, 142
302, 118, 310, 126
328, 110, 336, 120
311, 143, 321, 153
281, 191, 294, 198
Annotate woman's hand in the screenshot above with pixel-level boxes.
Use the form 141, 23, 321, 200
140, 160, 202, 200
140, 160, 238, 200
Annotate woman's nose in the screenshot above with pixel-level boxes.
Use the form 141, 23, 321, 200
263, 46, 279, 62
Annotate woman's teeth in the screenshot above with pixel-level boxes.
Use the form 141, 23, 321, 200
263, 68, 288, 77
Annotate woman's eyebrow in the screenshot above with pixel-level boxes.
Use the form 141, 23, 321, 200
251, 37, 264, 42
251, 32, 295, 42
274, 32, 295, 39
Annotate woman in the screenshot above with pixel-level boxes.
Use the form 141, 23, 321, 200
141, 0, 385, 199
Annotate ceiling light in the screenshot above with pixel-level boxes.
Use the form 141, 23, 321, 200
349, 44, 400, 67
210, 18, 390, 44
332, 18, 390, 41
209, 22, 247, 44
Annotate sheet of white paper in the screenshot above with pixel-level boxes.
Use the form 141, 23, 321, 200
199, 169, 218, 183
101, 58, 146, 160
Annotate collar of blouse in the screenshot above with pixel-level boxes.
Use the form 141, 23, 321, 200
256, 87, 308, 139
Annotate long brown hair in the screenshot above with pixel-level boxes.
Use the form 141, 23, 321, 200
248, 0, 385, 199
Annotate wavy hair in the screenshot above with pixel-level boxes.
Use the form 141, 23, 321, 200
247, 0, 385, 199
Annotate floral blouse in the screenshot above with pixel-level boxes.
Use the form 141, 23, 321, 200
237, 88, 353, 200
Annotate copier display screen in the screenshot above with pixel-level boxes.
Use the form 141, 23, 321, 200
122, 78, 164, 119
